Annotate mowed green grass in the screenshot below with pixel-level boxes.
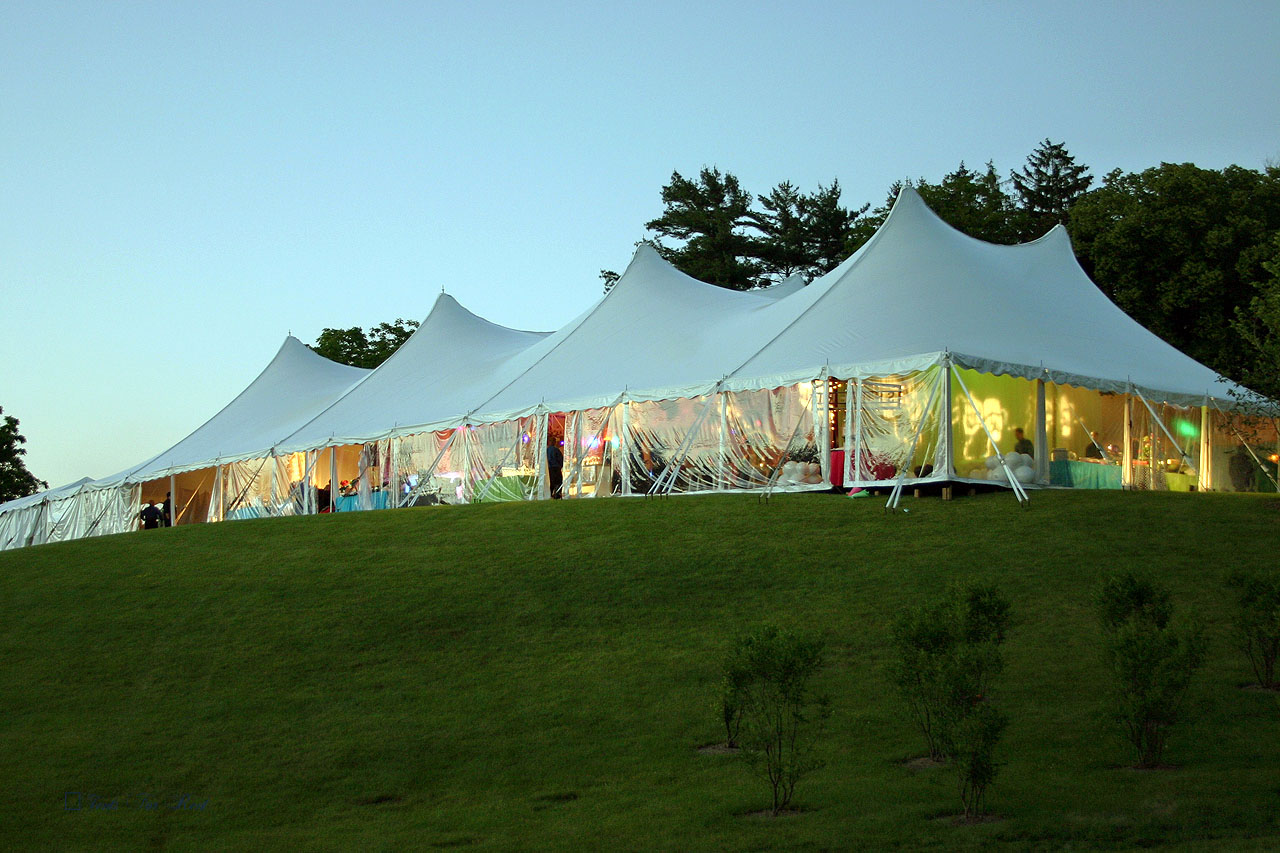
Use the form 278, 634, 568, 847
1, 489, 1279, 851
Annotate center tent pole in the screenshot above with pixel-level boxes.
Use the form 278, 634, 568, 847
217, 464, 227, 521
269, 454, 278, 517
169, 473, 177, 527
941, 363, 954, 479
1035, 378, 1049, 484
852, 378, 864, 484
816, 370, 830, 486
389, 436, 399, 509
619, 399, 631, 497
536, 411, 549, 500
717, 392, 727, 492
1198, 400, 1211, 491
1122, 393, 1133, 489
330, 448, 338, 513
843, 377, 855, 486
461, 423, 472, 503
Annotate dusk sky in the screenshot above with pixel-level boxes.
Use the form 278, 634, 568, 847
3, 1, 1278, 489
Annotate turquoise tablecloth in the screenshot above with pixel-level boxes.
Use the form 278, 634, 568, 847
1050, 460, 1122, 490
334, 491, 390, 512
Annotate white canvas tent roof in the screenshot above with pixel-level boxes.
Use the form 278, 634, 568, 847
464, 247, 800, 421
0, 476, 93, 513
724, 188, 1241, 404
101, 337, 372, 486
276, 270, 809, 451
277, 294, 551, 451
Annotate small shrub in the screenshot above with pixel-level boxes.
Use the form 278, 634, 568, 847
889, 582, 1010, 761
1095, 572, 1206, 768
1095, 572, 1172, 630
733, 625, 830, 815
952, 702, 1007, 820
1225, 570, 1280, 689
718, 637, 751, 749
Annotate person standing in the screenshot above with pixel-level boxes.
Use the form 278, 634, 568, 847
139, 503, 163, 530
1013, 427, 1034, 457
162, 491, 173, 527
547, 432, 564, 499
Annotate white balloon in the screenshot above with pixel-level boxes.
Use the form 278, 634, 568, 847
1014, 465, 1035, 483
985, 455, 1000, 470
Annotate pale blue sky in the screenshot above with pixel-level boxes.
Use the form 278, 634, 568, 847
3, 1, 1278, 488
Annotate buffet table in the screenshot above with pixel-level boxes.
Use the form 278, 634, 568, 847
1049, 460, 1122, 490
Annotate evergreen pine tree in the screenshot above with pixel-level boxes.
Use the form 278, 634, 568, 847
1012, 139, 1093, 236
645, 167, 763, 290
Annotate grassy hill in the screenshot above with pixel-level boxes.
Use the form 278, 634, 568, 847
2, 489, 1279, 851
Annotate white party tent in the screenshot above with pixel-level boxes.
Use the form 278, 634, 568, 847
1, 337, 370, 548
0, 477, 97, 550
4, 188, 1275, 549
273, 263, 817, 506
714, 188, 1258, 499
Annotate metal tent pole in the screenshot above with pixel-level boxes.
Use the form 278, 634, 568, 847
717, 392, 727, 492
1035, 378, 1049, 484
619, 400, 631, 497
1199, 400, 1211, 491
269, 454, 278, 517
951, 365, 1029, 506
941, 360, 954, 479
852, 378, 864, 484
1122, 395, 1133, 489
843, 377, 856, 487
816, 371, 830, 486
536, 411, 550, 500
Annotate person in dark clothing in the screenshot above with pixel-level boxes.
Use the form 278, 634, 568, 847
162, 492, 172, 527
1084, 431, 1105, 459
140, 503, 163, 530
547, 435, 564, 499
1013, 427, 1034, 457
1229, 445, 1255, 492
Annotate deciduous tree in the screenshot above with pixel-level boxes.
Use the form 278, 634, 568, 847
0, 407, 48, 504
310, 318, 419, 369
1070, 163, 1280, 382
